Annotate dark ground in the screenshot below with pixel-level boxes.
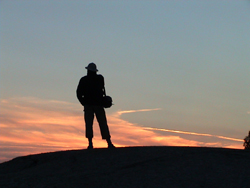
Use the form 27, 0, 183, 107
0, 146, 249, 188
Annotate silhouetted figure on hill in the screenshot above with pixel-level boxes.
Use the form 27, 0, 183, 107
243, 131, 250, 150
76, 62, 115, 149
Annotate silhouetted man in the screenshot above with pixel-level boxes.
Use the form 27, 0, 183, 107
76, 62, 115, 149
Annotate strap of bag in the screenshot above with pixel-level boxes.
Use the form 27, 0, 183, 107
103, 87, 107, 97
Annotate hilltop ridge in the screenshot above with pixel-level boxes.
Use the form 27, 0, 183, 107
0, 146, 249, 188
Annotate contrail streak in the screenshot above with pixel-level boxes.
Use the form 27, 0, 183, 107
117, 108, 162, 116
143, 127, 243, 142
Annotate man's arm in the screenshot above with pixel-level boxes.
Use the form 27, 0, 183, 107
100, 75, 106, 96
76, 78, 85, 106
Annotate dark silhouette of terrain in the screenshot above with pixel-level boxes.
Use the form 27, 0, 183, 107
0, 146, 249, 188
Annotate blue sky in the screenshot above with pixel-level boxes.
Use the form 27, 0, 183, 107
1, 0, 250, 162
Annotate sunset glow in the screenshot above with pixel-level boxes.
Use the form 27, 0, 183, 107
2, 1, 249, 165
0, 97, 244, 163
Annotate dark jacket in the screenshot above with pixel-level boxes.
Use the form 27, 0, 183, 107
77, 72, 105, 106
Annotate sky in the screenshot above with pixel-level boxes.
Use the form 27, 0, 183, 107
1, 0, 250, 163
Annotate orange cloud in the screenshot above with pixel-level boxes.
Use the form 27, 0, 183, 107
0, 97, 244, 163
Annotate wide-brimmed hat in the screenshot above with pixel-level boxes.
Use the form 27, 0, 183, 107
85, 62, 98, 72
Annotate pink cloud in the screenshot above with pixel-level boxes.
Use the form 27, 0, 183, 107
0, 97, 244, 163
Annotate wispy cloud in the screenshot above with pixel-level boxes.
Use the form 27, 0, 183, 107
0, 97, 244, 163
143, 127, 243, 142
116, 108, 162, 116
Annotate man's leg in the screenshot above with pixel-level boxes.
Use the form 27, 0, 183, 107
87, 138, 93, 149
84, 105, 94, 149
94, 106, 115, 148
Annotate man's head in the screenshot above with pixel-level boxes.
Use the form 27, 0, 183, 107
85, 62, 98, 72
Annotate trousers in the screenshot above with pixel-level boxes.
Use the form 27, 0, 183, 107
84, 105, 111, 139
